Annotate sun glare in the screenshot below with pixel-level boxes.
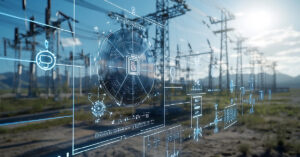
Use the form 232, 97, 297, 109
237, 10, 273, 35
247, 11, 272, 31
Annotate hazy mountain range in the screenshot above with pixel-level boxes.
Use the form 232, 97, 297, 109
0, 71, 299, 90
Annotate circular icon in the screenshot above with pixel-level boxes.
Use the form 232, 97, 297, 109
36, 50, 56, 71
91, 100, 106, 123
95, 29, 155, 106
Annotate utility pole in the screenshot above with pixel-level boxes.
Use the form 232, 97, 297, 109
72, 50, 88, 96
209, 9, 234, 90
272, 62, 277, 92
175, 44, 181, 82
84, 53, 90, 92
45, 0, 51, 96
67, 52, 72, 87
257, 52, 265, 91
3, 38, 7, 56
207, 39, 214, 90
246, 47, 257, 91
234, 37, 246, 91
22, 0, 37, 97
186, 42, 193, 81
53, 11, 78, 96
55, 17, 61, 99
28, 16, 38, 97
177, 44, 211, 89
13, 28, 22, 97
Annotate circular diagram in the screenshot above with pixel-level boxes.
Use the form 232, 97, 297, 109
35, 50, 56, 71
96, 29, 155, 106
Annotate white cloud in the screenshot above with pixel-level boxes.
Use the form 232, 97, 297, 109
61, 38, 82, 47
283, 40, 300, 46
241, 26, 300, 76
277, 48, 300, 56
247, 26, 300, 48
268, 56, 300, 64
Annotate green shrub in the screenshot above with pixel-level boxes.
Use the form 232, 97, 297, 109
238, 143, 250, 156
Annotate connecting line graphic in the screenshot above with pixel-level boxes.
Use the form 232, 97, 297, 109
240, 87, 245, 116
193, 117, 202, 142
0, 115, 72, 127
223, 104, 238, 130
0, 57, 84, 68
56, 63, 84, 68
0, 11, 73, 33
164, 86, 183, 89
249, 94, 255, 114
103, 0, 165, 28
0, 57, 35, 63
165, 101, 190, 107
203, 104, 223, 134
143, 125, 181, 157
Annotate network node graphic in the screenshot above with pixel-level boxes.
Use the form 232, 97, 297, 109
96, 29, 155, 106
35, 40, 56, 71
88, 93, 109, 123
193, 116, 202, 142
91, 100, 106, 123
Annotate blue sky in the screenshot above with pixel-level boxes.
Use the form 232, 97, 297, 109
0, 0, 300, 78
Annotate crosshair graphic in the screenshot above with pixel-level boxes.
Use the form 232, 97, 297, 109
96, 28, 155, 106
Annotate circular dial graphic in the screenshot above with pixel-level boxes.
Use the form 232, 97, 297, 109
97, 29, 155, 106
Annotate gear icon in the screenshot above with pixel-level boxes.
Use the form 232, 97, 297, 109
91, 100, 106, 123
88, 93, 110, 123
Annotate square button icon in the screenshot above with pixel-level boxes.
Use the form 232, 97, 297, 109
127, 55, 140, 76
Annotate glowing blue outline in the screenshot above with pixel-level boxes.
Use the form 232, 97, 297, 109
143, 125, 181, 157
0, 57, 83, 68
72, 0, 166, 154
0, 11, 73, 33
0, 57, 35, 63
35, 50, 57, 71
103, 0, 165, 28
0, 115, 72, 126
73, 124, 165, 155
72, 0, 76, 155
223, 103, 238, 130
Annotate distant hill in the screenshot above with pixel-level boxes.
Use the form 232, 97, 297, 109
277, 73, 300, 88
0, 71, 299, 90
199, 72, 300, 89
0, 70, 99, 90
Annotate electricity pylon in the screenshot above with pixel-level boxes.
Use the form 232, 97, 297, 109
209, 9, 234, 90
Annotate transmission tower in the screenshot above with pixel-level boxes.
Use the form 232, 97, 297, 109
186, 42, 193, 81
207, 39, 214, 90
28, 16, 38, 97
209, 9, 234, 90
14, 28, 22, 96
175, 44, 181, 82
257, 52, 265, 91
108, 0, 190, 81
265, 61, 277, 92
234, 37, 246, 90
271, 62, 277, 91
107, 0, 190, 108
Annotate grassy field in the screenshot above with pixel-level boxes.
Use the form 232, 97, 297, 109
0, 89, 299, 157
